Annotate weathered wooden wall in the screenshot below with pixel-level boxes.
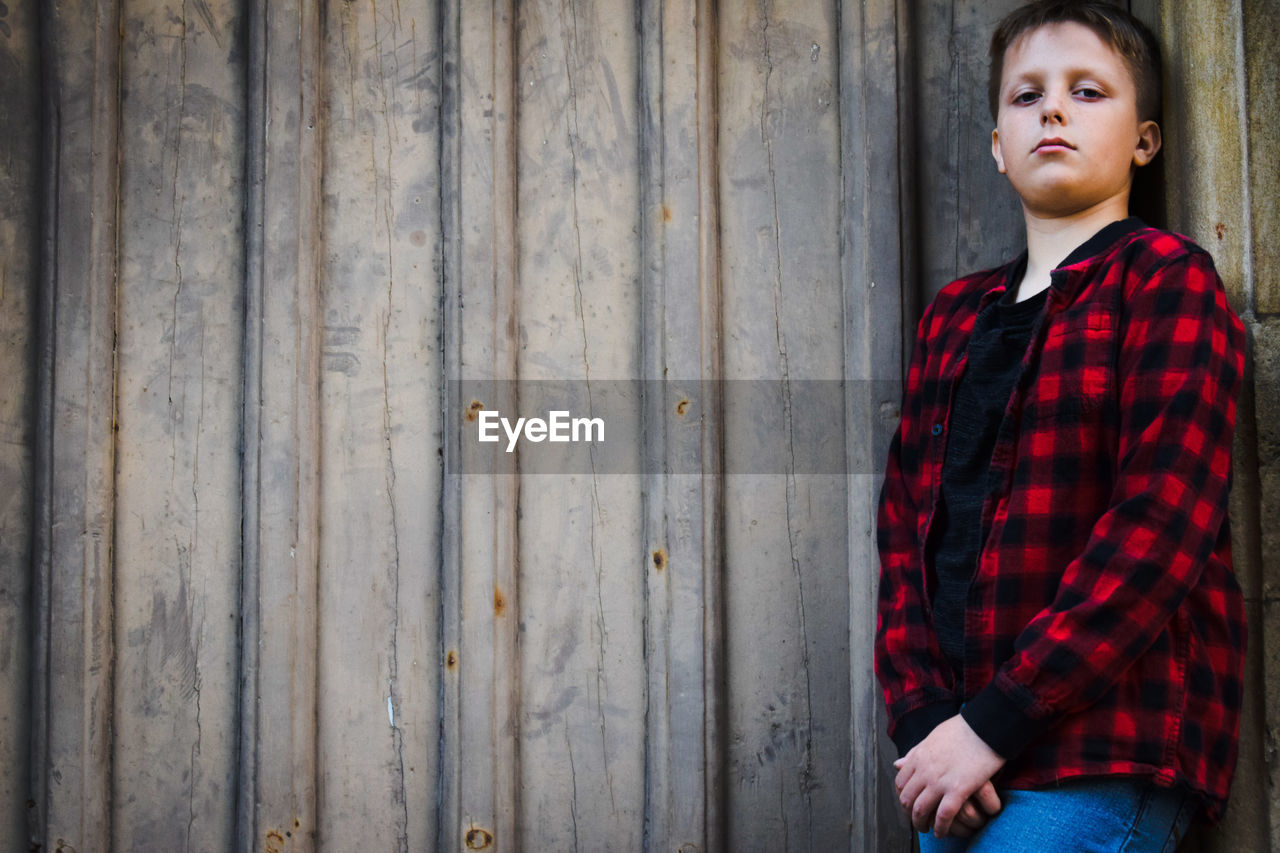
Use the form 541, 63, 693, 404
0, 0, 1275, 851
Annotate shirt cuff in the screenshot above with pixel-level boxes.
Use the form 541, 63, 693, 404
891, 699, 960, 757
960, 678, 1057, 759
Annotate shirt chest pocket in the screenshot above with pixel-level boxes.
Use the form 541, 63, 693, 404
1027, 307, 1117, 420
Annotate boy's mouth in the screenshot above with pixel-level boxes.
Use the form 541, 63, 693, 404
1034, 137, 1076, 152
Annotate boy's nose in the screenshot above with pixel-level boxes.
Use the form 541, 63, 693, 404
1039, 102, 1066, 125
1039, 90, 1067, 125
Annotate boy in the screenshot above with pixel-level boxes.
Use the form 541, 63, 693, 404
874, 2, 1246, 850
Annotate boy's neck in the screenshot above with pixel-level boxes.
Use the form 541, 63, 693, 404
1014, 195, 1131, 301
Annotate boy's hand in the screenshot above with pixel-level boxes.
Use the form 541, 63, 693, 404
893, 715, 1005, 837
944, 782, 1002, 838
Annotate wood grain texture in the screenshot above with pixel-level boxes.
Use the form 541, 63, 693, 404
717, 2, 851, 848
513, 0, 646, 847
638, 0, 726, 850
1240, 4, 1280, 850
238, 1, 324, 849
1242, 0, 1280, 317
841, 1, 914, 848
441, 0, 522, 849
909, 0, 1023, 300
0, 0, 40, 846
111, 0, 244, 849
1161, 0, 1249, 304
316, 1, 443, 849
31, 1, 122, 848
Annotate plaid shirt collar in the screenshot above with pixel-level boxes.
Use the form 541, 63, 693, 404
977, 216, 1148, 313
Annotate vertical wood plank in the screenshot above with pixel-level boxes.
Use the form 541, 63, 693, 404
236, 1, 267, 846
1241, 0, 1279, 317
638, 0, 726, 849
239, 0, 325, 849
909, 0, 1022, 300
840, 1, 914, 849
316, 0, 443, 848
0, 0, 40, 847
111, 0, 245, 847
717, 1, 850, 847
437, 0, 468, 846
1161, 0, 1249, 295
31, 0, 122, 848
513, 0, 646, 848
1241, 4, 1280, 852
442, 0, 522, 849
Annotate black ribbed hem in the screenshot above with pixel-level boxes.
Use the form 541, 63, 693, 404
892, 700, 960, 757
960, 680, 1056, 759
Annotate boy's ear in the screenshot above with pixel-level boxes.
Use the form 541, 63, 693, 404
1133, 120, 1162, 167
991, 128, 1008, 174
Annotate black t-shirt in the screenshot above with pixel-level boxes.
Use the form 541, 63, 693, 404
929, 270, 1047, 681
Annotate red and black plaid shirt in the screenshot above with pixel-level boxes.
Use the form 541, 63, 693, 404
875, 221, 1246, 823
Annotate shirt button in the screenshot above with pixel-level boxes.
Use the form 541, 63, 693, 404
932, 424, 943, 436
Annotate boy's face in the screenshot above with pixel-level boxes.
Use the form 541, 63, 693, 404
991, 21, 1161, 219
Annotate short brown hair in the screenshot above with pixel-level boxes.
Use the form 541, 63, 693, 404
988, 0, 1163, 124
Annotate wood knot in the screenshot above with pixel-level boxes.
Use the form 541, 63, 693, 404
465, 827, 494, 849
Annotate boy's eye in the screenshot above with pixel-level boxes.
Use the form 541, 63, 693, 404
1013, 91, 1040, 104
1075, 87, 1104, 99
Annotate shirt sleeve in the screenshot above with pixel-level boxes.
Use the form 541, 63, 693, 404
961, 248, 1246, 759
875, 300, 961, 754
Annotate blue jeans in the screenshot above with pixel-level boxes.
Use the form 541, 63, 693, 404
917, 778, 1196, 852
